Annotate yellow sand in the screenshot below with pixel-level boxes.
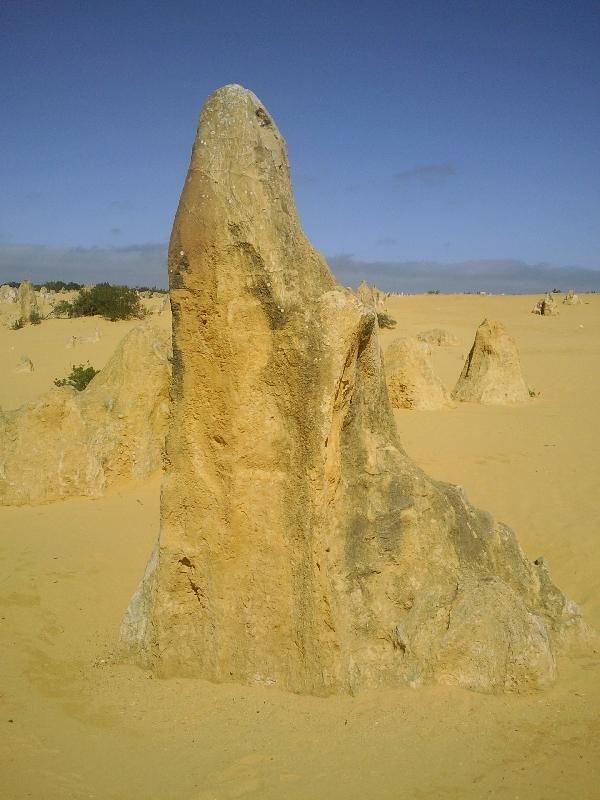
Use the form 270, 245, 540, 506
1, 294, 599, 799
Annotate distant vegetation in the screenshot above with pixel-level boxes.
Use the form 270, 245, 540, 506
53, 283, 146, 321
2, 280, 167, 294
135, 286, 168, 295
377, 312, 397, 329
427, 289, 441, 295
54, 363, 99, 391
3, 280, 84, 291
38, 280, 84, 291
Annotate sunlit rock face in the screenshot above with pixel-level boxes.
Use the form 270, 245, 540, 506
452, 319, 530, 405
0, 323, 170, 505
121, 85, 588, 695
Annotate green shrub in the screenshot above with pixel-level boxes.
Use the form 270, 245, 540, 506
29, 310, 42, 325
55, 283, 145, 321
377, 312, 397, 329
10, 317, 24, 330
427, 289, 441, 295
54, 363, 99, 391
37, 280, 83, 292
136, 285, 167, 295
52, 300, 73, 318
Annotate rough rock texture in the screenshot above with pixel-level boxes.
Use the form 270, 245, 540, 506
563, 290, 581, 306
452, 319, 530, 405
357, 281, 389, 310
532, 293, 559, 316
417, 328, 458, 347
0, 324, 170, 505
0, 285, 17, 303
385, 337, 450, 410
122, 85, 587, 695
17, 280, 39, 323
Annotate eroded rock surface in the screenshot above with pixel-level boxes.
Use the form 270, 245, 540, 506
452, 319, 530, 405
532, 293, 559, 316
0, 285, 17, 303
357, 281, 389, 310
563, 290, 581, 306
0, 323, 170, 505
385, 337, 449, 410
17, 280, 39, 323
122, 84, 587, 695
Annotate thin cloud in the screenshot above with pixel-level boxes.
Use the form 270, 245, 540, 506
327, 254, 600, 294
1, 244, 599, 294
0, 243, 168, 287
394, 163, 456, 185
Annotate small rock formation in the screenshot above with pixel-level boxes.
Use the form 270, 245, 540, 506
121, 85, 587, 695
357, 280, 389, 310
532, 293, 559, 316
66, 335, 78, 349
0, 285, 17, 303
14, 356, 34, 373
563, 290, 581, 306
452, 319, 530, 405
17, 280, 39, 323
385, 337, 449, 410
0, 324, 170, 505
417, 328, 458, 347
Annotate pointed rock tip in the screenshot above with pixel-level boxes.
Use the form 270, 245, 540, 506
207, 82, 263, 108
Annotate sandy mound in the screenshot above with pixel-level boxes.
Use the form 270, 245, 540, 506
0, 323, 170, 505
122, 84, 588, 696
532, 292, 559, 316
385, 336, 450, 409
452, 319, 530, 405
417, 328, 458, 346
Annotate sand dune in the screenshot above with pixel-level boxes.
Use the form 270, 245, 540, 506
1, 293, 598, 799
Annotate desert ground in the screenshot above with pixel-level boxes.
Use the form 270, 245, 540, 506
1, 292, 599, 800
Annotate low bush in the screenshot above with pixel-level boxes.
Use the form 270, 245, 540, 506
10, 317, 24, 330
54, 283, 145, 321
54, 363, 99, 391
37, 280, 83, 292
136, 285, 168, 295
29, 310, 42, 325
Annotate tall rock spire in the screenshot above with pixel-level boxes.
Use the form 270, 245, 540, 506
121, 85, 588, 694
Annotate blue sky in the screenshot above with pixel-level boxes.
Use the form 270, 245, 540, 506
1, 0, 599, 289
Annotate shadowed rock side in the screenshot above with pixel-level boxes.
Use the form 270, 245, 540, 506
452, 319, 530, 405
0, 324, 170, 505
385, 337, 450, 410
121, 84, 588, 695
